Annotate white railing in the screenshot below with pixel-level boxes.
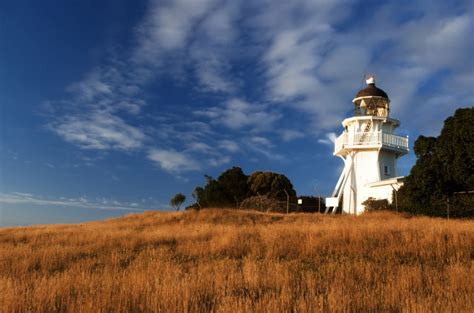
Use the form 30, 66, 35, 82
382, 133, 409, 149
334, 133, 346, 153
334, 131, 408, 153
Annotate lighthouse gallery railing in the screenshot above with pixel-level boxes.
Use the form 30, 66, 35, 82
334, 131, 408, 152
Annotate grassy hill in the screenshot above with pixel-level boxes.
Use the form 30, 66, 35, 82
1, 209, 472, 312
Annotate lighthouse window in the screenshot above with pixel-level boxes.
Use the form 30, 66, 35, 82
383, 165, 390, 176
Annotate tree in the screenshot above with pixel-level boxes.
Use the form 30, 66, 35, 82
191, 167, 297, 210
197, 176, 229, 208
398, 136, 446, 214
435, 108, 474, 192
192, 187, 203, 210
217, 167, 249, 207
170, 193, 186, 211
362, 197, 391, 211
398, 107, 474, 217
247, 171, 296, 200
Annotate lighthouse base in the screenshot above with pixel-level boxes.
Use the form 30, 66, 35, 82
326, 176, 405, 215
361, 177, 405, 210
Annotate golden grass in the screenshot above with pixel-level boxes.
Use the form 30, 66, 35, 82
0, 209, 473, 312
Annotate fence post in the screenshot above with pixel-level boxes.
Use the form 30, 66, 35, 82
284, 189, 289, 214
394, 189, 398, 212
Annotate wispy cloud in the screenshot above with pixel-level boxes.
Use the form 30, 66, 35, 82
52, 112, 145, 151
67, 69, 113, 101
186, 142, 214, 154
195, 98, 281, 131
218, 140, 239, 153
46, 59, 149, 153
46, 0, 245, 171
246, 136, 283, 161
133, 0, 217, 63
250, 136, 273, 148
318, 132, 337, 146
208, 155, 231, 167
44, 0, 473, 175
250, 0, 355, 130
133, 0, 239, 92
0, 192, 145, 212
280, 129, 304, 142
147, 148, 201, 173
189, 2, 240, 93
250, 0, 473, 134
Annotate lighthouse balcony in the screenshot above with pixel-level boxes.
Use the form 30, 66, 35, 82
334, 131, 409, 156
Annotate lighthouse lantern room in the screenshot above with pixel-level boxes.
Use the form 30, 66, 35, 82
326, 76, 409, 215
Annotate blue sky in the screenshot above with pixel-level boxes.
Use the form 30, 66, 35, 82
1, 0, 473, 226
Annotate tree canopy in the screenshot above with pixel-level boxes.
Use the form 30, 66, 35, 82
190, 167, 296, 209
398, 107, 474, 217
217, 167, 249, 207
170, 193, 186, 211
247, 171, 296, 200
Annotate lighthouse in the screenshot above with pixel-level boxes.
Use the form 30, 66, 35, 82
326, 76, 409, 214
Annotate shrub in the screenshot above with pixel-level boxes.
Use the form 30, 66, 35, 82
240, 195, 286, 213
362, 197, 391, 211
398, 107, 473, 217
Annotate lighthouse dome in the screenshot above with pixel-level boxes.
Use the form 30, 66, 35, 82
354, 76, 389, 99
352, 76, 390, 117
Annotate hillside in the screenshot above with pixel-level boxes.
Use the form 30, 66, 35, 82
1, 209, 473, 312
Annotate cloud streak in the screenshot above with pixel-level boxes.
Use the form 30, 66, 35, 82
147, 148, 201, 173
53, 112, 145, 151
318, 132, 338, 146
194, 98, 281, 131
44, 0, 473, 175
0, 193, 145, 212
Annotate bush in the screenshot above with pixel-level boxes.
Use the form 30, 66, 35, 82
193, 167, 297, 209
240, 195, 286, 213
247, 171, 296, 200
398, 107, 473, 217
362, 198, 391, 212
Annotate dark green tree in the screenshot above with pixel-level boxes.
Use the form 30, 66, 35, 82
398, 136, 445, 214
192, 187, 204, 210
217, 167, 249, 207
198, 175, 229, 208
247, 171, 296, 200
170, 193, 186, 211
435, 108, 474, 192
192, 167, 297, 209
398, 107, 474, 217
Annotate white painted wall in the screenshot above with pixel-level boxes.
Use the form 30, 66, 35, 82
365, 184, 396, 204
339, 117, 403, 215
378, 150, 397, 178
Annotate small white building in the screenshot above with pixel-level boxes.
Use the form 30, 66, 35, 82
326, 77, 409, 214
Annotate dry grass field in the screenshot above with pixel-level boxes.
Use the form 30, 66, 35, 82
1, 209, 473, 312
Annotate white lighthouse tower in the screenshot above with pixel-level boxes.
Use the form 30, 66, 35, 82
326, 76, 409, 214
